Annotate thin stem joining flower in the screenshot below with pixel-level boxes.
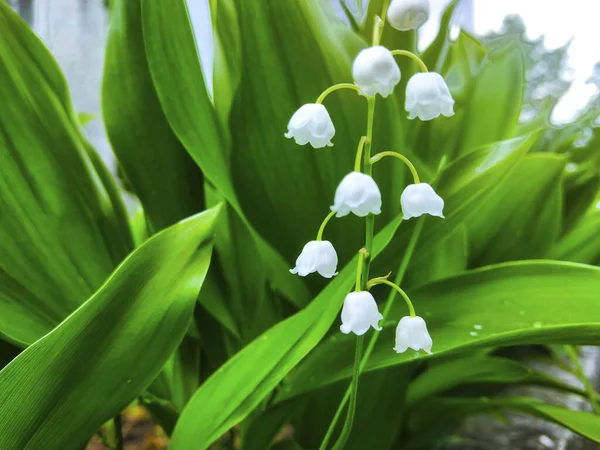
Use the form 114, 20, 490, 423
354, 136, 369, 172
371, 150, 420, 184
367, 277, 416, 317
316, 83, 361, 104
316, 210, 336, 241
390, 49, 428, 73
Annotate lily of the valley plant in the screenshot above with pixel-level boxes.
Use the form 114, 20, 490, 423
287, 0, 451, 446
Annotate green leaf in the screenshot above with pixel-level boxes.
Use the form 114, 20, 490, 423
552, 211, 600, 264
0, 2, 133, 346
141, 0, 310, 308
103, 0, 204, 232
404, 225, 468, 286
169, 215, 403, 450
0, 206, 220, 450
460, 43, 525, 152
281, 261, 600, 398
405, 356, 585, 408
466, 154, 565, 265
410, 397, 600, 443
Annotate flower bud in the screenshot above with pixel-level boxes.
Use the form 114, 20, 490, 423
285, 103, 335, 148
331, 172, 382, 218
394, 315, 432, 354
352, 46, 401, 98
340, 291, 383, 335
405, 72, 454, 121
401, 183, 444, 220
387, 0, 430, 31
290, 240, 338, 278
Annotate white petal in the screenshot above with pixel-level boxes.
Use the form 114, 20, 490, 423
400, 183, 444, 219
340, 291, 383, 335
332, 172, 382, 218
285, 103, 335, 148
394, 316, 433, 354
388, 0, 430, 31
405, 72, 454, 121
352, 46, 401, 98
290, 240, 338, 278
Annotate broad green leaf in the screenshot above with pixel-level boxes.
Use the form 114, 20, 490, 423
404, 225, 468, 287
552, 211, 600, 264
141, 0, 310, 308
169, 215, 403, 450
409, 397, 600, 444
103, 0, 204, 232
466, 154, 565, 265
405, 356, 585, 408
460, 43, 525, 153
0, 2, 132, 346
0, 206, 220, 450
280, 261, 600, 398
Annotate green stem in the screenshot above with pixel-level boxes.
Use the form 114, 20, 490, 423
114, 415, 124, 450
354, 136, 369, 172
316, 83, 360, 104
331, 335, 364, 450
355, 249, 368, 292
320, 218, 425, 446
361, 96, 376, 289
390, 50, 429, 72
367, 279, 416, 317
321, 97, 377, 450
316, 211, 337, 241
565, 345, 600, 414
371, 151, 420, 184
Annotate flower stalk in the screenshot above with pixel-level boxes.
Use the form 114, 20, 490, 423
371, 151, 421, 184
391, 49, 429, 72
316, 83, 360, 104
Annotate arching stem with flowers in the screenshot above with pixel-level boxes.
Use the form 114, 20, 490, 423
285, 0, 452, 448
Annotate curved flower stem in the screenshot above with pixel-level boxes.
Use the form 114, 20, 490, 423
367, 278, 416, 317
319, 218, 425, 447
371, 151, 420, 184
316, 83, 360, 104
565, 345, 600, 414
354, 136, 369, 172
390, 49, 429, 72
316, 211, 337, 241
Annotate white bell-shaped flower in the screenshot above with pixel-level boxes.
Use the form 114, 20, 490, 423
340, 291, 383, 335
331, 172, 382, 218
285, 103, 335, 148
290, 240, 338, 278
387, 0, 430, 31
401, 183, 444, 220
352, 46, 401, 98
405, 72, 454, 121
394, 316, 432, 354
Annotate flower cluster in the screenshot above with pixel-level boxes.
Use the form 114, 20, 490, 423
288, 0, 451, 356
